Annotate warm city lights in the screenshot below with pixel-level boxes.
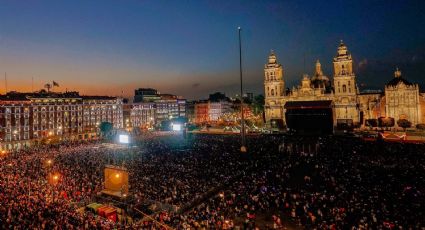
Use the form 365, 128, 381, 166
0, 1, 423, 229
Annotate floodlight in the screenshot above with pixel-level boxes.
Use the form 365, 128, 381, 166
172, 124, 182, 131
119, 134, 129, 144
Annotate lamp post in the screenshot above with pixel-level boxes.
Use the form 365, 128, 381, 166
50, 173, 60, 202
238, 27, 247, 153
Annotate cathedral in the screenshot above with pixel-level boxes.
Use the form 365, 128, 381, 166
264, 41, 425, 129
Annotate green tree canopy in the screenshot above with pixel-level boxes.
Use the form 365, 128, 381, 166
99, 122, 113, 136
397, 119, 412, 130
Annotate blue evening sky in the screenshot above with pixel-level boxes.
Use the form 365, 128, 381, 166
0, 0, 424, 99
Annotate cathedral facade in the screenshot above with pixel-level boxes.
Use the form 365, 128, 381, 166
264, 41, 425, 129
384, 68, 422, 125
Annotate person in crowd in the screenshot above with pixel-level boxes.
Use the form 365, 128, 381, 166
0, 133, 423, 229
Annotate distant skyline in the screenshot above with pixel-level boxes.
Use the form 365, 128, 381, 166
0, 0, 424, 99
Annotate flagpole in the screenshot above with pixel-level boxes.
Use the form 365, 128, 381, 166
4, 72, 7, 94
238, 26, 247, 153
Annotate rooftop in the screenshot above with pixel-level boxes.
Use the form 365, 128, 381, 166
0, 91, 117, 101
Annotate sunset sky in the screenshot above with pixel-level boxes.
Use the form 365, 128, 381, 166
0, 0, 424, 99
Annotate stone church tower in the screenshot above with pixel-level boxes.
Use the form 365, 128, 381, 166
264, 51, 285, 123
333, 41, 360, 125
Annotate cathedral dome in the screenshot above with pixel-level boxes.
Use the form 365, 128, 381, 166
310, 60, 331, 91
386, 68, 414, 87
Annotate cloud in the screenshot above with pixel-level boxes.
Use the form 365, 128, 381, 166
192, 83, 200, 88
358, 58, 368, 68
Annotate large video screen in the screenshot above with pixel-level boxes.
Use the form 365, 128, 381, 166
172, 124, 182, 131
119, 134, 129, 144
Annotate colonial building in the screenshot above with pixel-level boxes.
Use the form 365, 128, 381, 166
384, 68, 422, 125
81, 95, 123, 132
0, 91, 123, 150
132, 88, 186, 125
193, 100, 232, 124
194, 101, 209, 124
155, 94, 186, 124
332, 42, 360, 125
264, 41, 424, 129
264, 51, 285, 121
122, 102, 156, 130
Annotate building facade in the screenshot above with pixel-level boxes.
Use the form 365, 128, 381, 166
0, 91, 123, 150
132, 88, 187, 125
122, 102, 156, 130
194, 101, 209, 124
264, 41, 424, 129
193, 100, 232, 124
384, 69, 422, 125
134, 88, 160, 103
155, 94, 186, 124
264, 51, 285, 121
332, 42, 360, 125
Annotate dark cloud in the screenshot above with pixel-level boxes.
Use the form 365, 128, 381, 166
356, 58, 425, 91
358, 58, 368, 69
192, 83, 200, 88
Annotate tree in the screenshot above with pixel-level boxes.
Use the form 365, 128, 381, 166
251, 94, 265, 115
397, 119, 412, 131
99, 122, 113, 137
416, 124, 425, 130
378, 117, 394, 130
365, 119, 378, 129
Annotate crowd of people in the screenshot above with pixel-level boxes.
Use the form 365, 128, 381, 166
0, 132, 424, 229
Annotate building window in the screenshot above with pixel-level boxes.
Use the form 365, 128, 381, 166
343, 85, 347, 93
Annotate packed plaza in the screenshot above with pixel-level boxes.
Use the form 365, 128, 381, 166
0, 132, 424, 229
2, 0, 425, 229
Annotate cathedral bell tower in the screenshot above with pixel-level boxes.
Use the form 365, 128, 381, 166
264, 50, 285, 123
333, 41, 360, 125
333, 40, 356, 95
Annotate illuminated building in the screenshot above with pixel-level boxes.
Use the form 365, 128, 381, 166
132, 88, 186, 125
0, 91, 123, 150
264, 51, 285, 121
194, 101, 209, 124
155, 94, 186, 124
133, 88, 160, 103
192, 93, 232, 124
332, 41, 360, 126
264, 41, 425, 129
122, 102, 156, 129
384, 68, 422, 126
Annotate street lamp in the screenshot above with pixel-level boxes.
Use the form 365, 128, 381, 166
49, 173, 61, 202
238, 26, 247, 153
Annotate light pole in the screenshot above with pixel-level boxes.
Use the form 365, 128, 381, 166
238, 27, 247, 153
